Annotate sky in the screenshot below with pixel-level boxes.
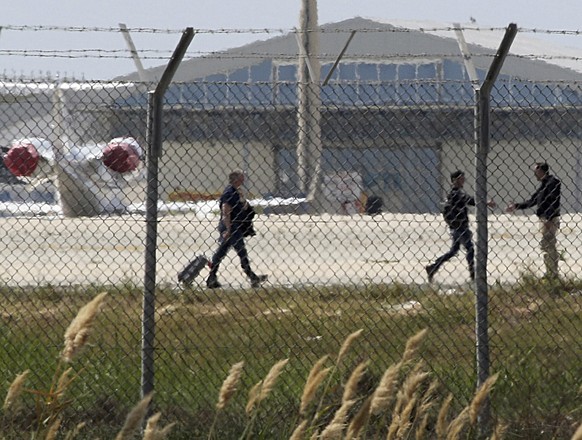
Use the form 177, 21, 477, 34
1, 0, 582, 80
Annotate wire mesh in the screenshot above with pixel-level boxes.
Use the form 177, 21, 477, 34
0, 74, 580, 438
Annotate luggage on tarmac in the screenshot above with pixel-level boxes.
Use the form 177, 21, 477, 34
177, 255, 209, 286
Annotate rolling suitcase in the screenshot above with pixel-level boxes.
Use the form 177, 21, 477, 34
177, 255, 209, 286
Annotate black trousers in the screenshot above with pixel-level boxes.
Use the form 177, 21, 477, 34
209, 229, 254, 279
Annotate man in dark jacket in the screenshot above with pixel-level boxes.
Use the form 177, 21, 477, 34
206, 170, 267, 289
506, 162, 561, 279
426, 170, 495, 283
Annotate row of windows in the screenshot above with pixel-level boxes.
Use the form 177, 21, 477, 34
119, 80, 582, 108
116, 57, 582, 108
211, 59, 469, 83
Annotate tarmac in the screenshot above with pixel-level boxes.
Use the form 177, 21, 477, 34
2, 209, 582, 290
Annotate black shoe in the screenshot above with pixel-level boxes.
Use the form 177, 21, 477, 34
250, 274, 268, 288
425, 265, 435, 283
206, 277, 222, 289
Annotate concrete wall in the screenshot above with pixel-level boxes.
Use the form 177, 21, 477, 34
158, 140, 276, 201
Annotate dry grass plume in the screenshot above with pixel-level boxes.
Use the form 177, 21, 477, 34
259, 359, 288, 401
490, 421, 509, 440
61, 292, 107, 363
342, 361, 368, 403
401, 328, 428, 365
370, 362, 402, 415
415, 379, 439, 426
319, 399, 355, 439
345, 395, 372, 440
446, 406, 470, 440
245, 358, 288, 414
395, 395, 418, 439
143, 412, 162, 440
469, 373, 499, 425
401, 363, 429, 402
3, 369, 29, 410
143, 411, 175, 440
245, 382, 262, 415
216, 361, 244, 410
300, 365, 331, 415
415, 413, 430, 440
386, 383, 412, 440
436, 393, 454, 439
45, 416, 62, 440
289, 419, 308, 440
114, 392, 153, 440
336, 329, 363, 365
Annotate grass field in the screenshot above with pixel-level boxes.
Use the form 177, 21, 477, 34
0, 278, 581, 439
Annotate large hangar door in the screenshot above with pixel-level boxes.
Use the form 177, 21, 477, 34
275, 146, 440, 213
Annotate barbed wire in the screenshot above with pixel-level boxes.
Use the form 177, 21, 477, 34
2, 74, 582, 86
1, 48, 581, 64
1, 24, 582, 36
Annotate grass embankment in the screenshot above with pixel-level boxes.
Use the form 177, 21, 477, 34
0, 278, 581, 438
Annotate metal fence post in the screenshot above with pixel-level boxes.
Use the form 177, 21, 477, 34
142, 27, 195, 401
474, 23, 517, 436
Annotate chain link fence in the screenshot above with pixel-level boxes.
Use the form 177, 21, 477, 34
0, 70, 581, 438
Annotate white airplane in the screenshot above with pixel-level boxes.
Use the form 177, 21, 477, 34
0, 79, 146, 217
3, 136, 144, 217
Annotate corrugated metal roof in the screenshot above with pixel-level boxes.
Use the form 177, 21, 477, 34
116, 17, 582, 83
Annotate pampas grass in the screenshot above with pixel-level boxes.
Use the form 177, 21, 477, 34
469, 373, 499, 425
289, 419, 308, 440
114, 392, 153, 440
318, 360, 368, 439
3, 370, 29, 410
216, 361, 245, 410
401, 328, 428, 366
490, 421, 509, 440
61, 292, 107, 363
5, 315, 578, 439
336, 329, 363, 366
436, 393, 454, 439
370, 362, 402, 415
345, 395, 372, 440
209, 361, 245, 439
56, 367, 74, 396
143, 412, 162, 440
242, 359, 289, 440
5, 289, 171, 440
300, 365, 331, 416
415, 413, 430, 440
45, 416, 62, 440
395, 394, 418, 439
143, 412, 175, 440
309, 330, 365, 433
342, 361, 368, 403
1, 293, 111, 439
446, 406, 470, 440
245, 358, 288, 415
259, 359, 289, 403
390, 362, 428, 439
400, 363, 429, 402
300, 355, 329, 415
319, 398, 355, 439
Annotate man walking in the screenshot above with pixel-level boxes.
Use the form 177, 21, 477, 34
426, 170, 495, 283
506, 162, 561, 279
206, 170, 267, 289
